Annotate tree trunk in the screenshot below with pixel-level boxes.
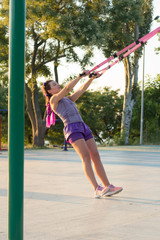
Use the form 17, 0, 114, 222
121, 56, 139, 144
121, 92, 135, 145
121, 24, 139, 145
25, 82, 46, 147
33, 122, 46, 147
54, 62, 59, 83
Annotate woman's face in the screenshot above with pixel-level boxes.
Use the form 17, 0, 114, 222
47, 81, 61, 95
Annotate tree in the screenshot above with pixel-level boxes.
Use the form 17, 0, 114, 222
76, 87, 123, 143
0, 0, 110, 147
101, 0, 153, 144
130, 74, 160, 144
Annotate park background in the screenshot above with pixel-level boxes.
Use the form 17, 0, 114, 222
56, 0, 160, 94
0, 0, 160, 148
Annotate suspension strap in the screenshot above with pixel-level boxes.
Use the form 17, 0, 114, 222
88, 27, 160, 76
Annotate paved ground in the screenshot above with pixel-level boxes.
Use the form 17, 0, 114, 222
0, 146, 160, 240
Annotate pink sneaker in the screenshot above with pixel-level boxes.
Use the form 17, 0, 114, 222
94, 185, 110, 198
104, 184, 123, 196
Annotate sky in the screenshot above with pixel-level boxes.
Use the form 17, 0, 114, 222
49, 0, 160, 94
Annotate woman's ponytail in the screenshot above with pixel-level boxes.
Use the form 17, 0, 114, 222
42, 80, 55, 128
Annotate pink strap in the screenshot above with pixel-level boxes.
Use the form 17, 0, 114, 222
88, 27, 160, 76
96, 43, 141, 74
46, 102, 55, 128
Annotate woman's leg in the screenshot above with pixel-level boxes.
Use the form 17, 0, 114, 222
71, 138, 98, 190
86, 138, 110, 187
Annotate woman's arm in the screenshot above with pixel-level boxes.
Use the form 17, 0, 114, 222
50, 71, 88, 110
68, 73, 101, 102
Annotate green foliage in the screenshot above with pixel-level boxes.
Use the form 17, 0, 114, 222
76, 87, 123, 143
101, 0, 153, 80
130, 74, 160, 144
0, 86, 8, 109
113, 131, 126, 145
0, 0, 110, 82
34, 85, 123, 146
101, 0, 153, 145
0, 0, 154, 147
103, 0, 153, 56
0, 87, 8, 144
35, 85, 123, 146
0, 25, 8, 86
24, 0, 110, 80
0, 0, 111, 146
45, 121, 64, 146
155, 17, 160, 54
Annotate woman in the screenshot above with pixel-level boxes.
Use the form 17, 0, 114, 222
42, 71, 123, 198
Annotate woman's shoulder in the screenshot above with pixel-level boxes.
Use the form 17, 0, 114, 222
50, 95, 63, 112
51, 96, 72, 110
65, 96, 74, 102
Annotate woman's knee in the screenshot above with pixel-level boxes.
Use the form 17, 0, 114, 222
86, 138, 100, 160
90, 149, 100, 162
81, 151, 91, 164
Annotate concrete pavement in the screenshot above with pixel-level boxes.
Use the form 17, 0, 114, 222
0, 146, 160, 239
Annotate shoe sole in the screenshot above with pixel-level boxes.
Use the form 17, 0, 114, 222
94, 187, 110, 199
100, 187, 110, 197
103, 188, 123, 197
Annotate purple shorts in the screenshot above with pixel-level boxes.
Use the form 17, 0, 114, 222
63, 122, 93, 144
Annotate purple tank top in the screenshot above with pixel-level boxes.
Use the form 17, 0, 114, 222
54, 97, 83, 126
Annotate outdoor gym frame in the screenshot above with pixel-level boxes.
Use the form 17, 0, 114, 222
8, 0, 25, 239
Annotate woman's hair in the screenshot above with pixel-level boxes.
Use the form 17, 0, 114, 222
42, 80, 53, 105
42, 80, 56, 127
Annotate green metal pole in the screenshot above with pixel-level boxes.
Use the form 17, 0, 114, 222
8, 0, 25, 239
